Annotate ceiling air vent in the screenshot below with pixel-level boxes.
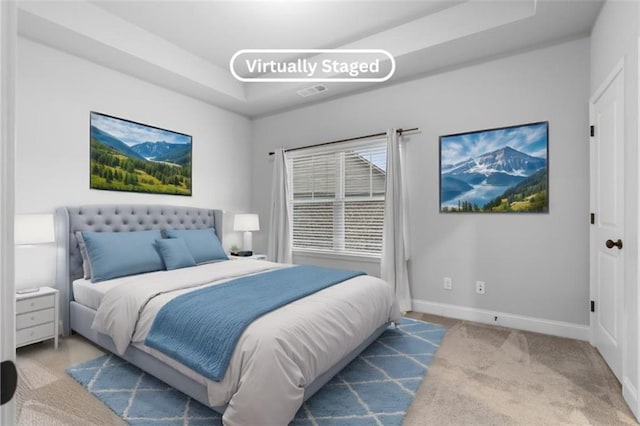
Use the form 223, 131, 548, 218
297, 84, 328, 98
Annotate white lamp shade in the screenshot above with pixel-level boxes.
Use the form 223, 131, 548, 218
15, 214, 55, 245
234, 214, 260, 232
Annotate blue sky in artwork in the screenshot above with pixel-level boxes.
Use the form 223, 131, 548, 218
441, 122, 547, 167
91, 113, 191, 147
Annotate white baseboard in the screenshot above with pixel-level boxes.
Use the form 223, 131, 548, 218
623, 377, 640, 420
412, 299, 590, 341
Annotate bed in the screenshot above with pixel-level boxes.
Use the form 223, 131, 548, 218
55, 204, 401, 425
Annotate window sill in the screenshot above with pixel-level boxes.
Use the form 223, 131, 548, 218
292, 249, 381, 264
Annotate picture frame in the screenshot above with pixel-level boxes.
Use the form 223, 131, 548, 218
439, 121, 548, 213
89, 112, 192, 196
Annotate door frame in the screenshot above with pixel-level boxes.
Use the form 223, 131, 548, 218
0, 0, 16, 423
634, 37, 640, 421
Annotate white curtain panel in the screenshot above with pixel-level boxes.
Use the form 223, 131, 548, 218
267, 148, 293, 263
381, 129, 412, 312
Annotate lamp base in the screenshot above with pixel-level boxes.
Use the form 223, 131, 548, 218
243, 231, 253, 252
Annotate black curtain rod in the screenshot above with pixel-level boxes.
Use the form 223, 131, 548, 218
268, 127, 419, 156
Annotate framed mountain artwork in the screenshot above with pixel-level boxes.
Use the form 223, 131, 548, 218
439, 121, 548, 213
90, 112, 192, 196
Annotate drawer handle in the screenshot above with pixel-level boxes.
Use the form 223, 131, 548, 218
29, 331, 34, 336
30, 316, 35, 321
30, 302, 35, 307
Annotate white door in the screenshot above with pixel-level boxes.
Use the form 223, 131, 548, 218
590, 63, 625, 382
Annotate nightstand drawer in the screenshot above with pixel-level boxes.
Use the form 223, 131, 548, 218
16, 295, 54, 314
16, 322, 55, 347
16, 308, 54, 330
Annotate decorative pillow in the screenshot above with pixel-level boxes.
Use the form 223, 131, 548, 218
155, 238, 196, 271
75, 231, 92, 279
164, 228, 228, 264
81, 230, 164, 282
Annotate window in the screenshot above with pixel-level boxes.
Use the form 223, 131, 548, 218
288, 139, 386, 256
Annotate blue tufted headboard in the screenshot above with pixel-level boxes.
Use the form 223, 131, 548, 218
54, 204, 224, 335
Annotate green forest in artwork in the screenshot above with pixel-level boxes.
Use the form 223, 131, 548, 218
90, 113, 192, 196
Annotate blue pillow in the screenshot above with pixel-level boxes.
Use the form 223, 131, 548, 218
164, 228, 228, 264
81, 230, 164, 282
155, 238, 196, 271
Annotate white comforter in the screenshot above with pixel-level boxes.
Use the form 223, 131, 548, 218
92, 259, 401, 425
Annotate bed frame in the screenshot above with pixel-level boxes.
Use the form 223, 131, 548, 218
54, 204, 387, 413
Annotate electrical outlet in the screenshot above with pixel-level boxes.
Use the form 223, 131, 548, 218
443, 277, 452, 290
476, 281, 485, 295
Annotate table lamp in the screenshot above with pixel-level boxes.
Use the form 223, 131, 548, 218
15, 213, 55, 293
234, 213, 259, 256
15, 214, 55, 246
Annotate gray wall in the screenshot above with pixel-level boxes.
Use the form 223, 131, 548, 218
251, 38, 590, 326
16, 38, 252, 213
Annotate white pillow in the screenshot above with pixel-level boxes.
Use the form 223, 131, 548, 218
75, 231, 92, 279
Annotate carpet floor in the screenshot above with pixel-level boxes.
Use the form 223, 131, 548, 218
404, 313, 637, 426
14, 313, 639, 425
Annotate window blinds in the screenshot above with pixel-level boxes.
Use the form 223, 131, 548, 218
288, 139, 386, 256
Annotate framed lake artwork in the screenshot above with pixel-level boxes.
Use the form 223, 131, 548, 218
90, 112, 192, 196
440, 121, 548, 213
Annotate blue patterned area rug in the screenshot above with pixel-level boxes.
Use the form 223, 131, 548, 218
66, 318, 446, 425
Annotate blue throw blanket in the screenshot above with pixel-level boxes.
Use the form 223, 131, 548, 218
144, 264, 364, 381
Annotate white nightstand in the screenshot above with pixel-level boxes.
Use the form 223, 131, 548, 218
16, 286, 59, 349
229, 254, 267, 260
